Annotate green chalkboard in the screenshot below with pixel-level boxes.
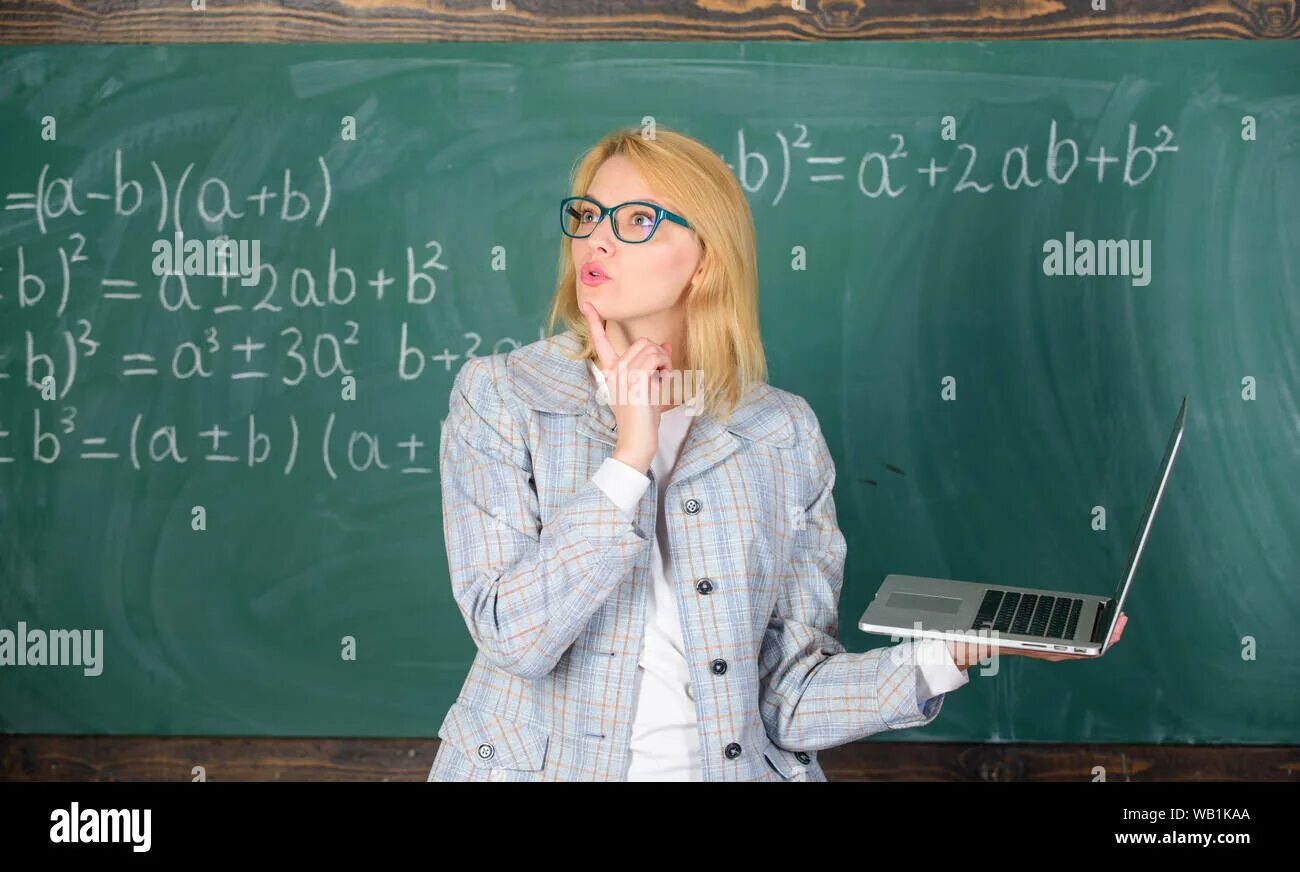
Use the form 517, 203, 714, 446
1, 42, 1296, 743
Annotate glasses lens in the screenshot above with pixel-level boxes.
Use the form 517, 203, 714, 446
612, 203, 659, 243
562, 197, 601, 238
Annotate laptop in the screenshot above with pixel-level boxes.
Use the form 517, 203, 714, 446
858, 397, 1186, 657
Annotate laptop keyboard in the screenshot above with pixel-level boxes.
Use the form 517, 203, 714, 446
970, 590, 1083, 639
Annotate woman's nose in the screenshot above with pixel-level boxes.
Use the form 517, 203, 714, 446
586, 217, 619, 251
587, 238, 615, 259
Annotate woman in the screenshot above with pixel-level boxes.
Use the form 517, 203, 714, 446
427, 126, 1127, 782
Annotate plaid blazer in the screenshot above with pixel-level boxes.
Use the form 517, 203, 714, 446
427, 330, 946, 782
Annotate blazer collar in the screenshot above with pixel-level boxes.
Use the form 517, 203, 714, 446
506, 330, 795, 484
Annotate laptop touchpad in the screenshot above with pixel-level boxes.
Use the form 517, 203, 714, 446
887, 592, 962, 614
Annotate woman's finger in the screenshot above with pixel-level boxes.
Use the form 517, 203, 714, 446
581, 302, 619, 370
614, 339, 661, 393
623, 343, 671, 402
625, 341, 671, 376
617, 336, 658, 365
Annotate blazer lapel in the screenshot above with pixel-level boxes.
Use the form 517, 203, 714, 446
578, 397, 618, 448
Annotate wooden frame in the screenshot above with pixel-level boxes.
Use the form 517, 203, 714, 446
0, 0, 1295, 44
1, 736, 1295, 780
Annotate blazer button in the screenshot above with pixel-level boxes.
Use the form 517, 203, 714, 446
695, 577, 714, 595
710, 658, 727, 675
476, 742, 494, 760
682, 497, 701, 514
724, 742, 742, 759
795, 751, 811, 765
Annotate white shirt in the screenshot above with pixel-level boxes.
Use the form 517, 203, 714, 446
587, 361, 968, 779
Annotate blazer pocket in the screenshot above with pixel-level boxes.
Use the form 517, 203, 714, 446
762, 740, 811, 782
438, 700, 550, 772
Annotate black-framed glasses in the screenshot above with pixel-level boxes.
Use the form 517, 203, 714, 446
559, 196, 693, 244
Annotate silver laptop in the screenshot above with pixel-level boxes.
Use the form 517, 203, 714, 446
859, 397, 1186, 657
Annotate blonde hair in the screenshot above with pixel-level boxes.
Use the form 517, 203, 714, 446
544, 124, 767, 422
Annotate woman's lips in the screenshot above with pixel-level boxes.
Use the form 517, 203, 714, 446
580, 271, 610, 287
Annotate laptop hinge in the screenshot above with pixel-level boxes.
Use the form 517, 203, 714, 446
1089, 600, 1113, 644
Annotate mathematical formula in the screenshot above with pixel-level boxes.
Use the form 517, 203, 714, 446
1, 120, 1181, 471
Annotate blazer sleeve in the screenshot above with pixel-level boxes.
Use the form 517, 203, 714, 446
758, 396, 946, 752
439, 356, 650, 679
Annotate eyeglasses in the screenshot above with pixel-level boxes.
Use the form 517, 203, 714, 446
559, 196, 693, 244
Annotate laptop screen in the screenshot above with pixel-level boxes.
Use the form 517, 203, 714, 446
1103, 397, 1187, 645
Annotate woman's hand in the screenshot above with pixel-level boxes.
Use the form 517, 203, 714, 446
581, 300, 672, 474
946, 611, 1128, 668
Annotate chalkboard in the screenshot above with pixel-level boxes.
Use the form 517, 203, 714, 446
1, 42, 1296, 743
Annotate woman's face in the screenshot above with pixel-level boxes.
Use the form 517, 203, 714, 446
571, 155, 704, 323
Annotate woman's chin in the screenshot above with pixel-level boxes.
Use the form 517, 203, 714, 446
578, 286, 618, 310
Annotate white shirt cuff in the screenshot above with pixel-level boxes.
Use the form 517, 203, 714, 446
915, 638, 971, 707
592, 456, 651, 522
